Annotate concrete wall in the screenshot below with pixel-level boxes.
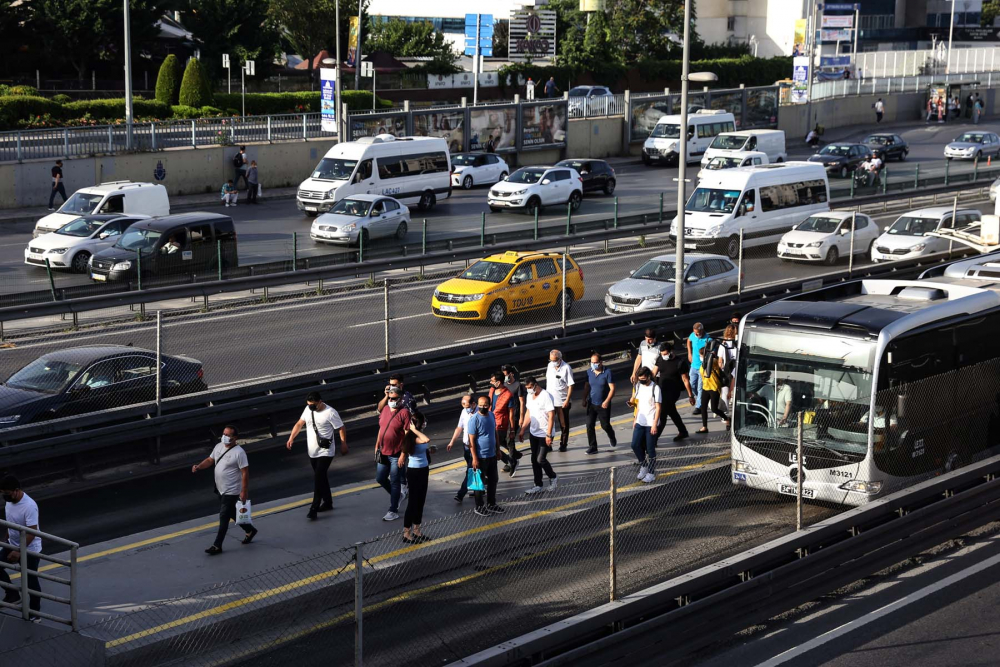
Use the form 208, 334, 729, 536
565, 117, 625, 159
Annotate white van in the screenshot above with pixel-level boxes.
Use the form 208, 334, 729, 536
670, 162, 830, 259
297, 135, 451, 216
701, 129, 786, 167
34, 181, 169, 238
642, 110, 736, 166
697, 150, 769, 181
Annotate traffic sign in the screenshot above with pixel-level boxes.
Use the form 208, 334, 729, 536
464, 13, 495, 58
361, 60, 374, 77
222, 53, 230, 68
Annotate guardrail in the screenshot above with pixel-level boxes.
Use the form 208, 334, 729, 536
567, 94, 626, 119
809, 68, 1000, 102
450, 451, 1000, 666
0, 519, 79, 629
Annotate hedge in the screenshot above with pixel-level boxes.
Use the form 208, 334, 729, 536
212, 90, 392, 115
636, 55, 793, 89
179, 58, 213, 108
155, 54, 184, 106
170, 104, 227, 119
0, 95, 65, 130
63, 98, 172, 120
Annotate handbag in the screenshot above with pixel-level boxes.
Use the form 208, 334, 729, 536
212, 445, 239, 496
311, 410, 333, 450
466, 468, 485, 492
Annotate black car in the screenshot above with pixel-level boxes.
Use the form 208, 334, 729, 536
807, 143, 873, 178
555, 159, 616, 195
0, 346, 206, 427
862, 134, 909, 161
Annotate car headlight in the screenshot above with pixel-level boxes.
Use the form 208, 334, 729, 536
839, 479, 883, 494
463, 293, 485, 302
111, 261, 132, 271
433, 288, 441, 298
826, 161, 839, 167
806, 241, 824, 248
706, 225, 723, 237
909, 243, 927, 252
324, 189, 337, 199
0, 415, 21, 425
733, 460, 758, 475
341, 223, 356, 232
644, 294, 664, 302
49, 248, 68, 254
511, 189, 527, 196
88, 256, 94, 266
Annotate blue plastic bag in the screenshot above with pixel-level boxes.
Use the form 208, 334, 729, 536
466, 468, 485, 492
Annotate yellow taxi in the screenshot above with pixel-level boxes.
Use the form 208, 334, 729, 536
432, 250, 586, 324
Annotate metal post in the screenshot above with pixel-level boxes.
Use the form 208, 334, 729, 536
945, 159, 950, 185
659, 192, 663, 223
609, 467, 617, 602
303, 113, 308, 140
473, 14, 481, 106
947, 0, 956, 74
43, 258, 57, 301
190, 120, 196, 148
561, 252, 567, 335
737, 229, 744, 295
850, 173, 855, 197
383, 280, 390, 369
851, 7, 859, 74
136, 251, 142, 290
155, 311, 162, 418
151, 122, 157, 150
70, 544, 78, 631
16, 131, 22, 162
613, 196, 619, 229
292, 231, 298, 270
63, 128, 69, 157
354, 541, 364, 667
217, 240, 223, 281
267, 116, 272, 142
951, 197, 959, 251
849, 211, 856, 276
675, 0, 694, 309
914, 163, 919, 189
533, 208, 539, 240
480, 212, 486, 246
421, 219, 427, 255
19, 530, 29, 620
359, 227, 365, 262
355, 0, 364, 91
123, 0, 134, 151
882, 165, 888, 194
796, 413, 804, 531
975, 157, 979, 182
566, 202, 572, 235
335, 0, 343, 141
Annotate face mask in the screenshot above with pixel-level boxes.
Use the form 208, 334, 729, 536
661, 354, 670, 360
591, 362, 600, 371
388, 400, 400, 409
640, 379, 650, 385
222, 435, 232, 445
479, 406, 489, 414
2, 493, 14, 503
308, 404, 318, 412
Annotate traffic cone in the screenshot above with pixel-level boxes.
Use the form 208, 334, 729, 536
990, 156, 992, 167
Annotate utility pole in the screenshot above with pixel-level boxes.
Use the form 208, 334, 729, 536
674, 0, 694, 307
473, 14, 482, 106
354, 3, 364, 91
335, 0, 343, 138
947, 0, 956, 74
123, 0, 134, 150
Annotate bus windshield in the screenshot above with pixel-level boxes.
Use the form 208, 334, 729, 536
710, 135, 747, 150
734, 329, 876, 457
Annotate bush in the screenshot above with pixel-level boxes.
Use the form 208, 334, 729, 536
212, 91, 391, 116
63, 98, 171, 121
51, 94, 72, 104
179, 58, 213, 108
200, 106, 224, 116
170, 104, 203, 119
636, 55, 792, 89
0, 84, 39, 97
155, 54, 184, 106
0, 95, 64, 130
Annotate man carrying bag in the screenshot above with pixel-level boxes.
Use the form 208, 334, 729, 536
192, 425, 257, 555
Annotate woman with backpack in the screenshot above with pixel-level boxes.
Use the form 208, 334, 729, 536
697, 340, 730, 434
718, 325, 738, 411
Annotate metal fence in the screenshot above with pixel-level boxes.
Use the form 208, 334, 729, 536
809, 68, 1000, 102
567, 93, 627, 119
856, 46, 1000, 79
0, 519, 79, 629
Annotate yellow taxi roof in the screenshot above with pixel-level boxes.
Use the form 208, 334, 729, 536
481, 250, 572, 263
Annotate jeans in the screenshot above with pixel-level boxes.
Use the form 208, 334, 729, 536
554, 404, 571, 449
247, 182, 258, 203
689, 366, 704, 409
630, 425, 660, 474
0, 548, 41, 613
214, 494, 255, 548
375, 454, 403, 513
701, 390, 729, 429
404, 467, 429, 527
496, 429, 522, 464
48, 182, 67, 209
474, 456, 499, 508
586, 404, 617, 450
235, 168, 248, 190
456, 448, 473, 499
659, 391, 688, 436
528, 434, 557, 487
309, 456, 333, 510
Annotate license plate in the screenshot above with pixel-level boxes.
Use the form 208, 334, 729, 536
305, 206, 317, 212
783, 249, 802, 256
92, 273, 106, 281
27, 254, 42, 261
614, 305, 634, 313
779, 484, 815, 498
440, 305, 458, 313
684, 243, 697, 250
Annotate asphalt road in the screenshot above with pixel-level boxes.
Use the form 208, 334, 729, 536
1, 118, 996, 298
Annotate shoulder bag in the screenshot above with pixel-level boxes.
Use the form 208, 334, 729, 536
311, 410, 333, 450
212, 446, 239, 496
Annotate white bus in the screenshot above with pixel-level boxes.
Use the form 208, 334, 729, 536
296, 135, 451, 216
731, 276, 1000, 506
670, 162, 830, 260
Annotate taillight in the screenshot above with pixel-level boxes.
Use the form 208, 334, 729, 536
578, 267, 584, 280
578, 177, 583, 183
197, 368, 204, 379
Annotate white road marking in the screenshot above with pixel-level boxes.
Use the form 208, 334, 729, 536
347, 312, 432, 328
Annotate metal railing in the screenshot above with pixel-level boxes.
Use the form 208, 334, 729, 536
0, 518, 79, 629
808, 68, 1000, 102
856, 47, 1000, 79
567, 94, 627, 119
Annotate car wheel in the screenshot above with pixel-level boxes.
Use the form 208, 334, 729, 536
486, 300, 507, 325
604, 179, 616, 196
899, 150, 907, 161
358, 228, 370, 248
395, 220, 408, 240
418, 192, 435, 210
839, 165, 848, 179
825, 246, 840, 266
489, 206, 502, 214
724, 235, 740, 260
867, 239, 877, 257
727, 286, 738, 294
462, 175, 474, 190
568, 190, 583, 211
561, 289, 575, 316
499, 171, 508, 182
525, 197, 542, 216
71, 251, 91, 274
666, 298, 675, 308
775, 157, 784, 163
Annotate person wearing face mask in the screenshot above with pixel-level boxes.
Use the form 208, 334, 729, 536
400, 411, 433, 543
374, 387, 412, 521
583, 352, 617, 455
545, 349, 575, 452
377, 374, 418, 501
488, 371, 521, 477
467, 395, 503, 516
654, 342, 694, 442
0, 474, 42, 616
630, 367, 662, 484
631, 328, 660, 384
448, 394, 477, 503
519, 376, 558, 494
502, 364, 527, 471
286, 392, 349, 520
192, 426, 257, 555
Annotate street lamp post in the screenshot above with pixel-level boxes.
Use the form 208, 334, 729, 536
123, 0, 134, 150
947, 0, 956, 74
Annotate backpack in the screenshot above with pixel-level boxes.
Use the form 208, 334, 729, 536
719, 342, 736, 387
232, 152, 244, 169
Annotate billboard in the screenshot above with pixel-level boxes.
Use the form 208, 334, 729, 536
320, 68, 337, 133
413, 110, 465, 154
349, 113, 407, 140
820, 28, 852, 42
793, 19, 808, 57
821, 15, 853, 28
509, 10, 556, 61
791, 56, 809, 104
745, 88, 779, 129
629, 97, 674, 143
469, 107, 517, 152
347, 16, 359, 68
427, 74, 455, 89
521, 103, 567, 148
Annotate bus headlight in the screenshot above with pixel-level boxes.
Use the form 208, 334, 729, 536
839, 479, 883, 494
733, 460, 759, 475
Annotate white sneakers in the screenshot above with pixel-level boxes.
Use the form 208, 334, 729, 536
382, 511, 399, 521
525, 486, 543, 495
641, 473, 656, 484
224, 203, 230, 207
549, 477, 558, 491
637, 466, 648, 480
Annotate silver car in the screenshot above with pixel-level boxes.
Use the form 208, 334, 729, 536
944, 131, 1000, 161
310, 194, 410, 246
605, 253, 739, 314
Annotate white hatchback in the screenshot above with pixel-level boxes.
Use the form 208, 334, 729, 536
488, 166, 583, 215
450, 153, 509, 189
871, 207, 982, 263
777, 211, 880, 265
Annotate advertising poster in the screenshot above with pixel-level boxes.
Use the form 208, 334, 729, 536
820, 29, 852, 42
793, 19, 808, 57
629, 98, 674, 143
427, 74, 455, 89
745, 88, 779, 128
413, 111, 465, 153
821, 15, 853, 28
791, 56, 809, 104
349, 114, 407, 140
347, 16, 359, 68
521, 104, 567, 147
320, 68, 337, 133
710, 91, 743, 129
469, 107, 517, 151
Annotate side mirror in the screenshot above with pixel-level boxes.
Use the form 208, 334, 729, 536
541, 179, 551, 185
686, 276, 700, 284
884, 226, 890, 232
502, 175, 509, 181
629, 270, 635, 276
70, 384, 90, 396
99, 232, 110, 239
841, 228, 850, 235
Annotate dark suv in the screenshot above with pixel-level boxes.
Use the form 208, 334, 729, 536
555, 159, 617, 195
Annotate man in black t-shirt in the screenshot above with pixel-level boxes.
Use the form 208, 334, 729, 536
48, 160, 67, 210
654, 342, 695, 442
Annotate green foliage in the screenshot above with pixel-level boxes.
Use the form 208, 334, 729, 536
200, 106, 225, 116
0, 95, 64, 130
51, 94, 72, 104
155, 54, 184, 106
365, 17, 457, 68
63, 98, 171, 119
636, 55, 791, 89
180, 0, 281, 80
492, 20, 509, 59
179, 58, 214, 108
268, 0, 340, 80
983, 1, 1000, 27
170, 104, 204, 119
212, 90, 390, 115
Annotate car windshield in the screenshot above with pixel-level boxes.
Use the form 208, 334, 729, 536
888, 216, 939, 236
819, 145, 852, 156
630, 260, 688, 282
568, 87, 591, 97
958, 133, 986, 143
311, 157, 357, 180
651, 123, 681, 139
58, 192, 104, 215
796, 216, 843, 234
686, 187, 742, 213
710, 135, 748, 150
507, 168, 545, 184
865, 135, 890, 145
56, 217, 105, 237
330, 199, 371, 217
5, 357, 84, 394
707, 157, 743, 170
734, 330, 876, 458
451, 154, 476, 166
460, 260, 515, 283
116, 227, 162, 253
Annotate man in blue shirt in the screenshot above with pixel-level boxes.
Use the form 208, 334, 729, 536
468, 395, 503, 517
583, 352, 617, 455
687, 322, 708, 415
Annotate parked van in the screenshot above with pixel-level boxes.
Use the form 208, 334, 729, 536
670, 162, 830, 259
642, 110, 736, 166
89, 212, 237, 282
697, 150, 769, 180
701, 129, 786, 167
34, 181, 169, 238
296, 135, 451, 216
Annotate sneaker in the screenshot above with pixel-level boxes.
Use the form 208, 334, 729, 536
641, 473, 656, 484
558, 446, 568, 452
231, 202, 237, 207
637, 466, 648, 480
585, 447, 598, 455
382, 511, 400, 521
692, 408, 702, 415
307, 509, 318, 521
317, 504, 333, 512
224, 203, 229, 207
48, 207, 54, 211
474, 506, 490, 517
454, 494, 464, 503
525, 485, 544, 495
487, 504, 506, 514
549, 477, 558, 491
509, 458, 519, 478
673, 432, 689, 442
400, 485, 409, 501
502, 464, 511, 473
609, 441, 618, 449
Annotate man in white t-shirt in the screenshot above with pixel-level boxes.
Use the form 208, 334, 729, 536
287, 391, 349, 520
519, 376, 558, 494
1, 474, 42, 615
545, 349, 575, 452
630, 367, 662, 484
192, 425, 257, 554
447, 394, 477, 502
759, 377, 793, 426
631, 328, 660, 383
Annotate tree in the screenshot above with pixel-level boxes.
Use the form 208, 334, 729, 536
181, 0, 282, 82
179, 57, 213, 107
365, 18, 456, 63
492, 20, 509, 59
269, 0, 340, 89
983, 1, 1000, 27
155, 54, 183, 105
607, 0, 688, 63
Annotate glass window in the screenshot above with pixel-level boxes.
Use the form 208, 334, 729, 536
6, 356, 84, 394
312, 158, 358, 180
710, 134, 747, 150
631, 259, 686, 282
511, 263, 532, 283
687, 187, 742, 213
507, 168, 545, 184
689, 261, 709, 278
460, 261, 515, 283
854, 216, 869, 230
188, 224, 212, 247
532, 258, 558, 277
116, 227, 162, 255
451, 154, 476, 166
797, 215, 843, 234
330, 198, 371, 217
887, 215, 941, 236
384, 200, 399, 211
958, 132, 987, 143
708, 157, 743, 170
56, 216, 106, 237
819, 144, 853, 157
101, 196, 124, 214
76, 360, 117, 389
651, 123, 681, 139
58, 192, 104, 215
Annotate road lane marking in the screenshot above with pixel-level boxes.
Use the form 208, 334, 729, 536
347, 312, 433, 328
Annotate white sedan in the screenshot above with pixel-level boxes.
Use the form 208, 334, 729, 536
25, 214, 147, 273
450, 153, 509, 190
310, 194, 410, 246
777, 211, 880, 265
